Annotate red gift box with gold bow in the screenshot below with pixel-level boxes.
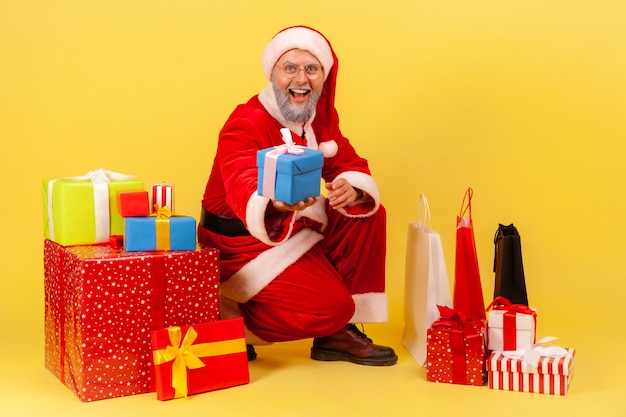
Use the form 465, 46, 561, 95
486, 296, 537, 352
426, 305, 487, 386
151, 318, 250, 400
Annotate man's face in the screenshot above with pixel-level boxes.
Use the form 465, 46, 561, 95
272, 49, 324, 123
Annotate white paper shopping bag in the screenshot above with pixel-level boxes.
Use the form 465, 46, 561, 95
402, 193, 453, 366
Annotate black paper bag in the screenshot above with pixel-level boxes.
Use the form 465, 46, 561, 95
493, 223, 529, 305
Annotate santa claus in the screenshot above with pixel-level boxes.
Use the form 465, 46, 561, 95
198, 25, 397, 366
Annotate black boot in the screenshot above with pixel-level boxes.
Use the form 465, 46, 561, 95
246, 344, 257, 361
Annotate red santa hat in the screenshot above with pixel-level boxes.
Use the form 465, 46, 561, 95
261, 26, 340, 157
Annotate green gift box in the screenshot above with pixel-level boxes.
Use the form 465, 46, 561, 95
43, 169, 144, 246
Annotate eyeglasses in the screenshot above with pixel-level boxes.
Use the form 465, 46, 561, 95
275, 63, 323, 80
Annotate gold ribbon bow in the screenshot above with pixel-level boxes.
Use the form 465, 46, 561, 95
154, 205, 172, 251
152, 325, 246, 398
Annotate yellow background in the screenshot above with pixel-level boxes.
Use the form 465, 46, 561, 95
1, 1, 625, 416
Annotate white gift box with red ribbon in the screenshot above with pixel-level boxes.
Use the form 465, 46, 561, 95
487, 338, 575, 395
486, 297, 537, 352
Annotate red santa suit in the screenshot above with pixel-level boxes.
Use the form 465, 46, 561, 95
198, 26, 388, 343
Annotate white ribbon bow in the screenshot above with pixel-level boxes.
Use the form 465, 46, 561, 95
501, 336, 569, 368
272, 128, 304, 155
47, 168, 135, 242
63, 168, 135, 183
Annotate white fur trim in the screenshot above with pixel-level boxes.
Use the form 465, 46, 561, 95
247, 189, 328, 245
261, 27, 334, 81
318, 140, 338, 158
335, 171, 380, 217
350, 292, 389, 323
246, 191, 295, 246
220, 228, 323, 302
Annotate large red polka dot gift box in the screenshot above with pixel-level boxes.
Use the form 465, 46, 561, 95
43, 239, 220, 402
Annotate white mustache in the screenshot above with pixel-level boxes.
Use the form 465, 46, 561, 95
288, 83, 311, 91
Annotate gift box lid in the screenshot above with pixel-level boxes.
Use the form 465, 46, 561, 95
488, 308, 536, 330
257, 147, 324, 175
486, 348, 575, 376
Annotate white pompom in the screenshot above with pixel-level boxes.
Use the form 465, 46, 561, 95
318, 140, 338, 158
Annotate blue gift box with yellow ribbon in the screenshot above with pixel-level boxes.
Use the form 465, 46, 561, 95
124, 207, 196, 252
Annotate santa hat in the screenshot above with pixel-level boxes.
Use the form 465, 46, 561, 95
261, 26, 340, 157
261, 26, 334, 81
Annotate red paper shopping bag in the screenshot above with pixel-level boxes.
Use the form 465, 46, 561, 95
453, 187, 486, 321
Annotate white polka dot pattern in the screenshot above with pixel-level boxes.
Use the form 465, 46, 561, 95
44, 240, 64, 380
425, 323, 487, 386
43, 239, 220, 402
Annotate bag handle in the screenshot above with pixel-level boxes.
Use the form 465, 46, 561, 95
459, 187, 473, 219
494, 223, 518, 243
416, 192, 432, 227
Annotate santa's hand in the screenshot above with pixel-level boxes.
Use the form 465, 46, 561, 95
272, 196, 319, 212
325, 178, 361, 209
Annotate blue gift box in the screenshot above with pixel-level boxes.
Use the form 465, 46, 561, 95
124, 215, 197, 251
257, 147, 324, 205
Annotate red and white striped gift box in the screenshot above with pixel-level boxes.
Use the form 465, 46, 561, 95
152, 182, 175, 213
487, 348, 575, 395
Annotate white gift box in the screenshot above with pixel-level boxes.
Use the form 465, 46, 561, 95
487, 307, 536, 351
152, 182, 175, 213
487, 348, 575, 395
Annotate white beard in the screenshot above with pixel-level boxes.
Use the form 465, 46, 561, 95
273, 80, 321, 123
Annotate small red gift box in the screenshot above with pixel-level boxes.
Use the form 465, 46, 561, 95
487, 347, 575, 395
117, 190, 150, 217
44, 239, 220, 402
486, 297, 537, 352
426, 305, 487, 386
151, 318, 250, 400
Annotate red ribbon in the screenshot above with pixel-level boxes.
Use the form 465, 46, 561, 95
486, 297, 537, 350
432, 305, 485, 384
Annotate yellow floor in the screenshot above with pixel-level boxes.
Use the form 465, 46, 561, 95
3, 320, 625, 417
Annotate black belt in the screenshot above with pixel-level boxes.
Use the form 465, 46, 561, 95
200, 207, 251, 237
